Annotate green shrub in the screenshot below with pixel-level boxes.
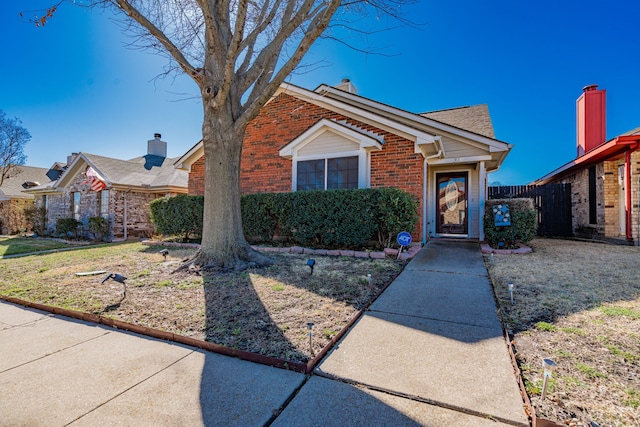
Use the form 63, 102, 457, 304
88, 216, 109, 241
56, 218, 82, 239
241, 193, 277, 242
150, 195, 204, 242
23, 206, 47, 236
484, 199, 537, 248
151, 188, 419, 249
282, 189, 379, 247
374, 187, 419, 247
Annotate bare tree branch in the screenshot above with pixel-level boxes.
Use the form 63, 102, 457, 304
0, 111, 30, 187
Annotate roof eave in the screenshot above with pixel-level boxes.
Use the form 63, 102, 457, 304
534, 136, 640, 185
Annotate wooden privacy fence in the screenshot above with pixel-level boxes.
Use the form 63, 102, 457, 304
488, 184, 572, 237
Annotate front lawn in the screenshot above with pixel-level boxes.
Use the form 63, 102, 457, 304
486, 238, 640, 426
0, 242, 403, 363
0, 236, 79, 257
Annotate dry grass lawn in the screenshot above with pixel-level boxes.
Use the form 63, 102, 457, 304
486, 238, 640, 426
0, 241, 402, 364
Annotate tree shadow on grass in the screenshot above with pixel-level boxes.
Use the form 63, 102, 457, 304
199, 253, 402, 364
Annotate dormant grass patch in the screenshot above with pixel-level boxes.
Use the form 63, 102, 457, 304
486, 238, 640, 426
0, 242, 402, 363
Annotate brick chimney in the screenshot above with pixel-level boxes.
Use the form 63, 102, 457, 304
577, 84, 606, 157
147, 133, 167, 158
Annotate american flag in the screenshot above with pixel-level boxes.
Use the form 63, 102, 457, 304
85, 166, 107, 192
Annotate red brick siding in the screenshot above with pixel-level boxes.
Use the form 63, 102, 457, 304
188, 156, 205, 196
189, 93, 424, 237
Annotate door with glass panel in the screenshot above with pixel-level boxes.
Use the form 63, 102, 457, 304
436, 173, 468, 235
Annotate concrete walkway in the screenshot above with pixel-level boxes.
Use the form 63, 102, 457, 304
0, 240, 528, 426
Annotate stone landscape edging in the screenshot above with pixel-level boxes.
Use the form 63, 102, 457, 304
142, 240, 422, 261
480, 243, 532, 255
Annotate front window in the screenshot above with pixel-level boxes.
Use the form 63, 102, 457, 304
72, 192, 81, 221
297, 159, 325, 191
296, 156, 359, 191
100, 190, 110, 219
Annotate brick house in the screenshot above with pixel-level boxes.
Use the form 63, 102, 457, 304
24, 135, 188, 240
535, 85, 640, 244
0, 165, 50, 234
175, 81, 512, 242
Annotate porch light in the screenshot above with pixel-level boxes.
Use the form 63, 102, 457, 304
541, 358, 557, 400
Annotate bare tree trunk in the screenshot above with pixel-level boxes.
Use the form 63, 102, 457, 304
186, 108, 273, 271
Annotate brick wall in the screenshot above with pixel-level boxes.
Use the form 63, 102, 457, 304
38, 169, 170, 239
111, 190, 162, 239
189, 93, 425, 237
561, 150, 640, 243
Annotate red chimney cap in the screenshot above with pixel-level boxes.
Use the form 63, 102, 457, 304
583, 84, 598, 92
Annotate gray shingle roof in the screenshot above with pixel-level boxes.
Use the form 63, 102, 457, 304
621, 125, 640, 136
421, 104, 496, 139
0, 165, 51, 200
81, 153, 188, 189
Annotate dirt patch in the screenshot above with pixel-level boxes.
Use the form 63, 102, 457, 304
486, 238, 640, 426
0, 242, 403, 363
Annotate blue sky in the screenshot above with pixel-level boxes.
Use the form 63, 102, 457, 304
2, 1, 639, 184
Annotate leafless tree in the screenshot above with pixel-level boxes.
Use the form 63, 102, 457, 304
34, 0, 413, 271
0, 110, 30, 187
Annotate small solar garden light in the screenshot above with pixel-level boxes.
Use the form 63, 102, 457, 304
307, 322, 315, 356
367, 273, 372, 285
541, 358, 557, 400
508, 283, 514, 305
307, 259, 316, 275
160, 249, 169, 260
101, 273, 128, 299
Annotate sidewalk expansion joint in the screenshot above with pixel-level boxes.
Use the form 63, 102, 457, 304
64, 349, 198, 426
0, 330, 112, 375
314, 370, 528, 427
1, 313, 56, 331
367, 308, 499, 332
263, 374, 311, 427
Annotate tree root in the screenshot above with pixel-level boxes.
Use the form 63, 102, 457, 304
172, 246, 274, 274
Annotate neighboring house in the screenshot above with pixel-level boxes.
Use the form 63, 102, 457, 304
175, 80, 512, 242
535, 85, 640, 244
0, 165, 50, 234
24, 134, 188, 240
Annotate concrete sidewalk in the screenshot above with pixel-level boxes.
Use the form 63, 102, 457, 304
305, 240, 529, 426
0, 239, 528, 426
0, 301, 305, 426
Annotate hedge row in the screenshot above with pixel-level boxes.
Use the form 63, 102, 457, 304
151, 188, 418, 248
483, 198, 537, 248
150, 194, 204, 242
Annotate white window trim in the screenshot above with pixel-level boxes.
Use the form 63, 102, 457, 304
281, 119, 383, 191
293, 151, 367, 191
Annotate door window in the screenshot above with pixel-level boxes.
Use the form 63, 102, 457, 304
436, 173, 468, 235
